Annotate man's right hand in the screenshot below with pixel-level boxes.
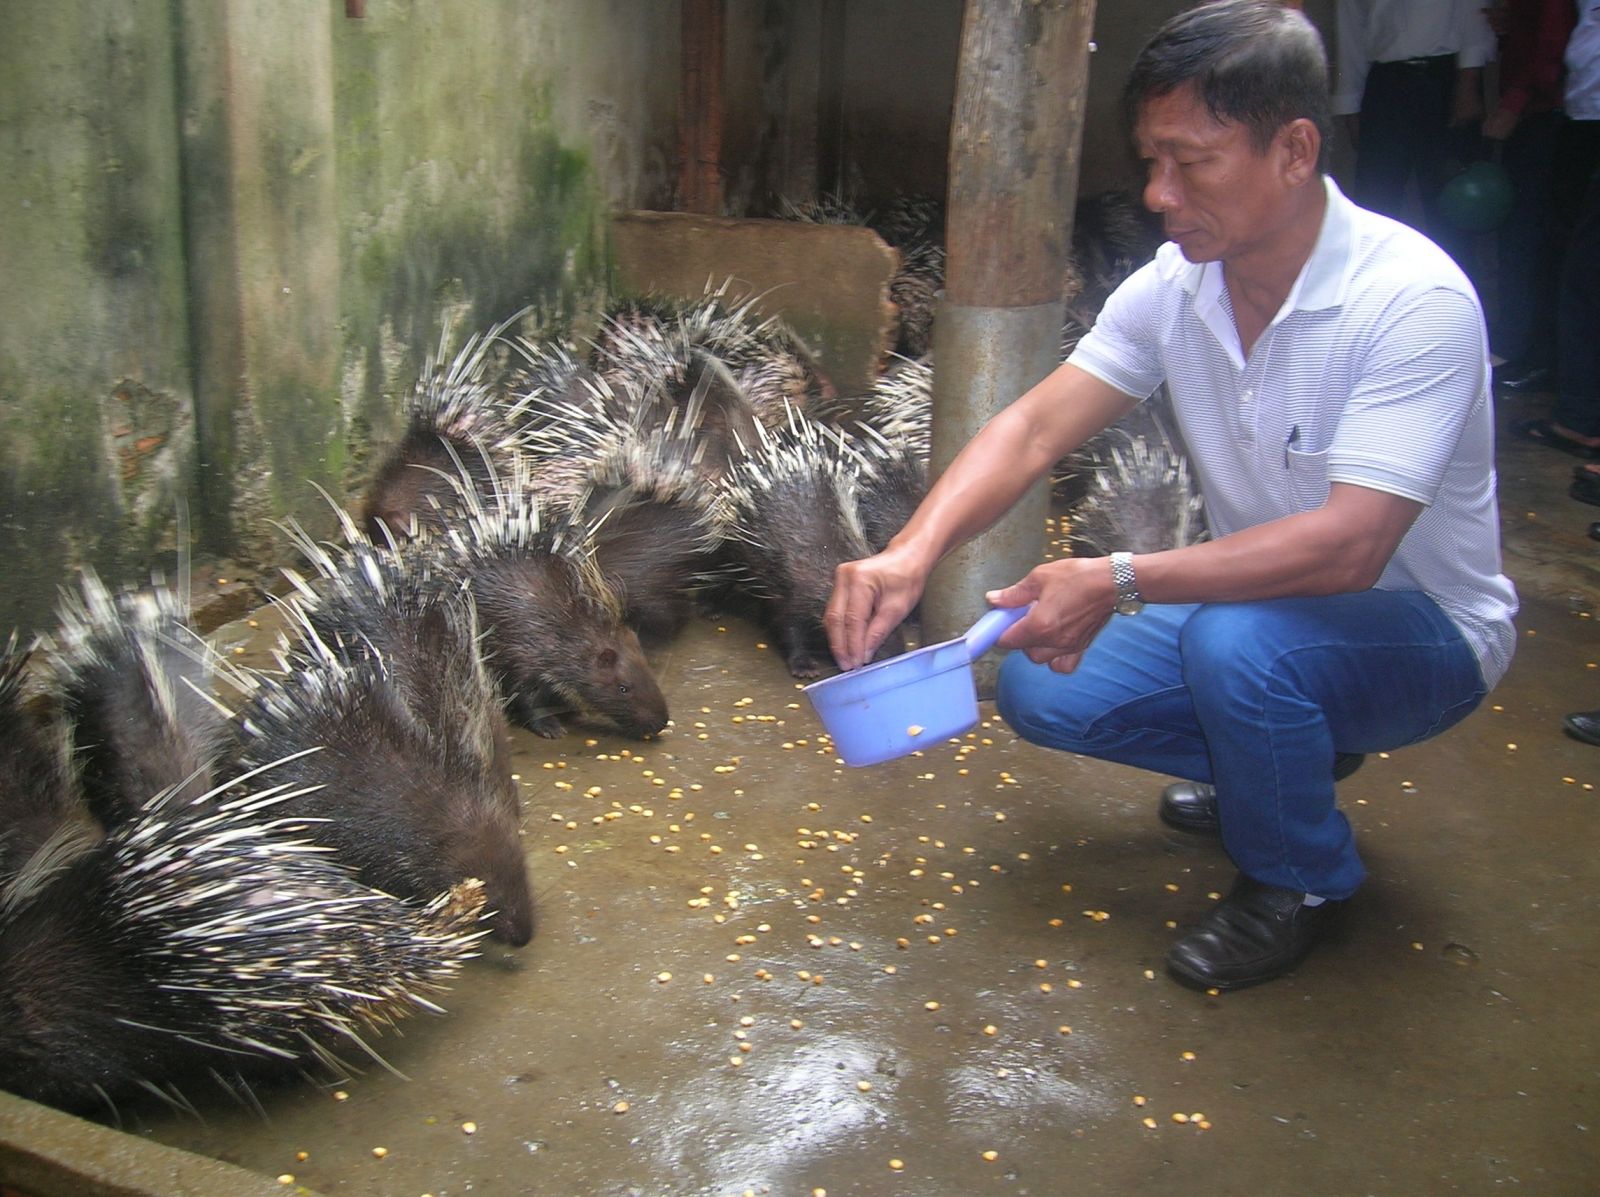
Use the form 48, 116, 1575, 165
824, 546, 930, 671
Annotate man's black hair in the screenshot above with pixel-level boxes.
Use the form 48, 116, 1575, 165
1124, 1, 1332, 171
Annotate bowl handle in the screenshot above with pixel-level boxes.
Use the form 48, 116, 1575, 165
963, 603, 1033, 660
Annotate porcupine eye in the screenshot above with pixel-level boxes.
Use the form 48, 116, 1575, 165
618, 683, 630, 694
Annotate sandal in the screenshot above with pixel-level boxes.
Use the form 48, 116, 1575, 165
1512, 417, 1600, 459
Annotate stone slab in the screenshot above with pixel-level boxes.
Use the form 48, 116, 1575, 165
609, 210, 900, 395
0, 1090, 316, 1197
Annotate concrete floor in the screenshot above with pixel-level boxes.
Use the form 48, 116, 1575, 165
110, 397, 1600, 1196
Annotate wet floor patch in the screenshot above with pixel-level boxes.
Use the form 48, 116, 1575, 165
127, 598, 1599, 1196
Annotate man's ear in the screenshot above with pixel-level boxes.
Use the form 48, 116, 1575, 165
1280, 117, 1322, 186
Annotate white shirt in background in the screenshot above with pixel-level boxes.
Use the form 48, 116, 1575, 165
1566, 1, 1600, 120
1333, 0, 1499, 115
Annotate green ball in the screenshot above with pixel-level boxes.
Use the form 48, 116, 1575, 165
1438, 161, 1514, 233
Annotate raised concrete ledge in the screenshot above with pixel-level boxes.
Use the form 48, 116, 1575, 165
0, 1090, 319, 1197
609, 210, 899, 396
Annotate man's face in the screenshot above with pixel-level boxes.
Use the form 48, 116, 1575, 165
1133, 84, 1293, 264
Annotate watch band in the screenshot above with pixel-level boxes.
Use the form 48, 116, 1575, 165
1110, 551, 1142, 612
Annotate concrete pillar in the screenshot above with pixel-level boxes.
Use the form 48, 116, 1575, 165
924, 0, 1097, 693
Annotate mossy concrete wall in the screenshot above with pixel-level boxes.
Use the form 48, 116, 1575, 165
0, 1, 1341, 638
0, 3, 194, 637
0, 1, 679, 637
174, 0, 680, 569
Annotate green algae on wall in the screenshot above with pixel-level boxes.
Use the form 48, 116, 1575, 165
331, 1, 614, 490
337, 117, 608, 491
1, 0, 666, 636
0, 2, 195, 637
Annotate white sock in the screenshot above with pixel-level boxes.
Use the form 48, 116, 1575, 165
1301, 894, 1326, 907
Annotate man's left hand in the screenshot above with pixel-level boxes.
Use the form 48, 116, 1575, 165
985, 557, 1119, 674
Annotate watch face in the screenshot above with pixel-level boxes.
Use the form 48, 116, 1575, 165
1115, 595, 1144, 616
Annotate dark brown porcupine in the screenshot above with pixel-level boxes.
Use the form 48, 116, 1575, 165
45, 573, 226, 831
515, 352, 762, 499
851, 354, 933, 465
886, 239, 946, 359
869, 193, 946, 249
812, 357, 932, 558
770, 191, 871, 228
231, 527, 535, 946
1064, 425, 1208, 557
0, 770, 486, 1115
430, 472, 671, 741
850, 424, 930, 557
362, 313, 538, 545
1064, 189, 1164, 330
774, 193, 947, 361
559, 433, 730, 646
0, 634, 81, 883
593, 283, 834, 418
500, 332, 594, 411
721, 404, 908, 678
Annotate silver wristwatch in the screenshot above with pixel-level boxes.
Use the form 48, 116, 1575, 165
1110, 551, 1144, 615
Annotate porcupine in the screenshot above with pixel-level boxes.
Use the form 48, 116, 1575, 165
361, 311, 559, 545
722, 403, 909, 678
367, 312, 756, 544
556, 432, 730, 647
1064, 425, 1208, 557
472, 350, 736, 648
429, 468, 671, 740
0, 634, 81, 881
232, 527, 536, 947
827, 346, 1201, 559
1063, 188, 1164, 335
520, 349, 764, 495
815, 355, 934, 554
0, 767, 487, 1115
593, 282, 834, 419
44, 572, 227, 830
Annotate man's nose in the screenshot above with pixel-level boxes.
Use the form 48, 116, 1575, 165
1143, 164, 1178, 213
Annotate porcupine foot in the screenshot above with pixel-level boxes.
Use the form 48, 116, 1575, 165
505, 692, 568, 738
785, 649, 826, 680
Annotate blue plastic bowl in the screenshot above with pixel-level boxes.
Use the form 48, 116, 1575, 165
803, 605, 1030, 767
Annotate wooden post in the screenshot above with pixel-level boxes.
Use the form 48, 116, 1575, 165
924, 0, 1098, 689
944, 0, 1094, 307
679, 0, 725, 215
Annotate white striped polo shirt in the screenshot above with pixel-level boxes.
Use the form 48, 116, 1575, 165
1069, 176, 1518, 688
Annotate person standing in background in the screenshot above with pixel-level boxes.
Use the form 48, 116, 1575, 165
1482, 0, 1577, 392
1334, 0, 1497, 274
1551, 3, 1600, 445
1511, 0, 1600, 456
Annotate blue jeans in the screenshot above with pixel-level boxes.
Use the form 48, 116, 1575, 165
995, 591, 1487, 900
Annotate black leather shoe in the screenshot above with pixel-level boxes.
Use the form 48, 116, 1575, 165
1159, 752, 1366, 836
1166, 874, 1345, 991
1564, 709, 1600, 747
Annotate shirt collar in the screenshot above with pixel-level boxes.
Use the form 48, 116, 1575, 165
1155, 175, 1356, 315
